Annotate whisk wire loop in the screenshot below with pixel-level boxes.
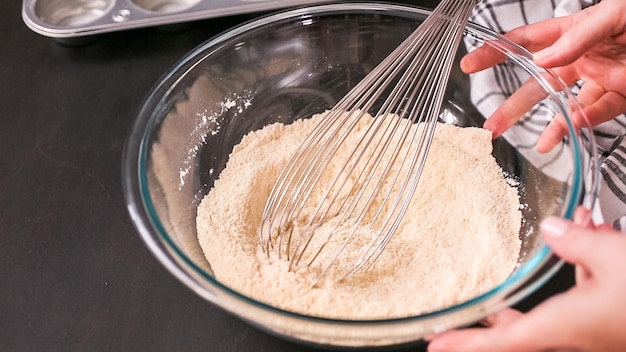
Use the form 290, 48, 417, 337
260, 0, 479, 279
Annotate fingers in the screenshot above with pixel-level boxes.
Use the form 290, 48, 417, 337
479, 56, 585, 139
482, 76, 549, 138
425, 311, 522, 350
495, 75, 611, 153
427, 303, 578, 352
571, 80, 626, 127
540, 216, 619, 275
596, 223, 617, 232
461, 18, 566, 74
428, 288, 598, 351
485, 86, 622, 154
542, 217, 623, 287
534, 2, 626, 67
572, 206, 614, 231
480, 308, 523, 327
572, 207, 594, 283
573, 206, 592, 227
579, 91, 626, 127
577, 81, 607, 108
461, 7, 600, 74
428, 327, 502, 352
534, 110, 586, 154
429, 212, 623, 352
535, 114, 568, 154
460, 43, 508, 74
571, 82, 607, 127
465, 0, 626, 153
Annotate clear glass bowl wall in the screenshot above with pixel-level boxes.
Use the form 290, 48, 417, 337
123, 3, 597, 348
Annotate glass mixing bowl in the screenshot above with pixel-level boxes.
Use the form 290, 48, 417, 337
123, 2, 598, 348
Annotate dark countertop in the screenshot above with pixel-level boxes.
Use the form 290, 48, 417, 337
0, 1, 575, 351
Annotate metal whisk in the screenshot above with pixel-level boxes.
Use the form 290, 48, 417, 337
259, 0, 478, 278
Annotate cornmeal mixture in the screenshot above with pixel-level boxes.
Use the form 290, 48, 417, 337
196, 111, 521, 320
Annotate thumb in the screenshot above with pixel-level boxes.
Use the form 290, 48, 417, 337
540, 216, 604, 270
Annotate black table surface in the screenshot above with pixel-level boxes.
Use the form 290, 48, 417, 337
1, 1, 575, 351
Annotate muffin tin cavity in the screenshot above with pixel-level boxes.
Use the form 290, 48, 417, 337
34, 0, 114, 27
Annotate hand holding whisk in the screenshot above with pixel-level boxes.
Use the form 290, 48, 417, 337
259, 0, 480, 280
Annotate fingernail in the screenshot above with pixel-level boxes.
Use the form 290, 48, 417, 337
534, 47, 554, 65
482, 119, 501, 138
459, 56, 471, 73
540, 216, 570, 237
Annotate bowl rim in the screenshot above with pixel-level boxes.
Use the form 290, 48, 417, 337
122, 1, 595, 328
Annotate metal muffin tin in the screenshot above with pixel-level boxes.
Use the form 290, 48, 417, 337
22, 0, 334, 38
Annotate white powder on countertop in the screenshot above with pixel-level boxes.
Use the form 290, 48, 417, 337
196, 111, 521, 320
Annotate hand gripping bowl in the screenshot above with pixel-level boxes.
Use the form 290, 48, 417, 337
122, 2, 598, 348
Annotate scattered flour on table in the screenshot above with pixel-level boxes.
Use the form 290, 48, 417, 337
196, 111, 521, 320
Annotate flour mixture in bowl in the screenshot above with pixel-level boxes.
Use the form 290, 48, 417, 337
196, 111, 521, 320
